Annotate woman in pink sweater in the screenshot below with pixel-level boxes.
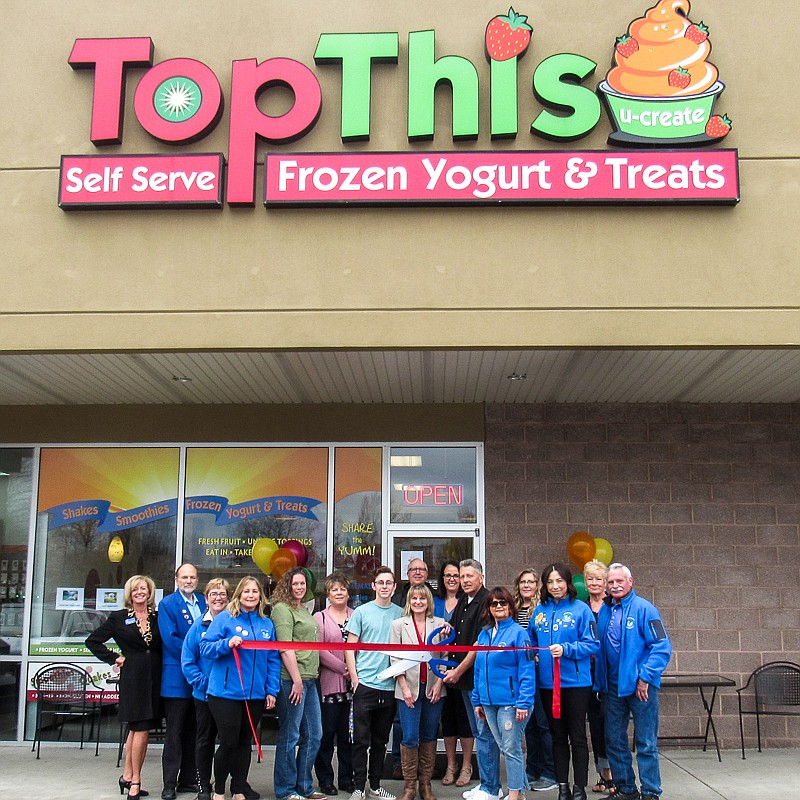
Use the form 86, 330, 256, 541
313, 574, 355, 796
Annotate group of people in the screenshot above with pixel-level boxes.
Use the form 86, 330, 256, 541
85, 555, 671, 800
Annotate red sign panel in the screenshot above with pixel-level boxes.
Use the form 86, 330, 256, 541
265, 150, 738, 206
59, 154, 225, 209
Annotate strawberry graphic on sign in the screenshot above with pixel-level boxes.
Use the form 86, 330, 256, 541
705, 114, 732, 138
485, 7, 532, 61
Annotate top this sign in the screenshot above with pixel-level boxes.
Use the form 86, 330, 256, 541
59, 1, 739, 209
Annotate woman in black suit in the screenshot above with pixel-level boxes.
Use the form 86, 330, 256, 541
86, 575, 163, 799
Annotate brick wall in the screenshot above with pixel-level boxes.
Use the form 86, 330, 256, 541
484, 403, 800, 750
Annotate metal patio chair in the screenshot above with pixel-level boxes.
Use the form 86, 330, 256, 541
30, 664, 100, 758
737, 661, 800, 758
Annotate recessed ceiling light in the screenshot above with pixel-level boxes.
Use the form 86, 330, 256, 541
507, 372, 527, 381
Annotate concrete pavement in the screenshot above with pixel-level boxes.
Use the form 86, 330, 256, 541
0, 744, 795, 800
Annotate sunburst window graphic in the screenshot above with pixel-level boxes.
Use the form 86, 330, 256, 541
154, 76, 202, 122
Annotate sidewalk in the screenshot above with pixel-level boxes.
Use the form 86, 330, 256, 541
0, 744, 794, 800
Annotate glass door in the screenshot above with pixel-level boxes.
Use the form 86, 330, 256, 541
386, 531, 478, 595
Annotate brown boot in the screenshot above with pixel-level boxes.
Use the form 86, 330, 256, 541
399, 744, 419, 800
417, 741, 438, 800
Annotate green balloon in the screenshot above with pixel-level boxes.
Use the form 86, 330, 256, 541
301, 567, 317, 601
572, 574, 589, 602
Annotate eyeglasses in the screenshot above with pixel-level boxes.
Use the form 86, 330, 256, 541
518, 580, 537, 585
490, 600, 509, 607
443, 574, 459, 580
409, 567, 428, 573
208, 592, 228, 599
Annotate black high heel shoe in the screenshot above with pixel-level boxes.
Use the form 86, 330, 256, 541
128, 782, 143, 799
119, 777, 149, 797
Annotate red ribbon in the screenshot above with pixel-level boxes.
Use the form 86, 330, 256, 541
230, 639, 561, 754
232, 647, 265, 761
552, 657, 561, 719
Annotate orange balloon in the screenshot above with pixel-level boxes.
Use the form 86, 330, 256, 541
567, 531, 596, 569
270, 547, 297, 580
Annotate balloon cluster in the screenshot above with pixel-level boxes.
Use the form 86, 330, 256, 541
566, 532, 614, 602
251, 538, 317, 600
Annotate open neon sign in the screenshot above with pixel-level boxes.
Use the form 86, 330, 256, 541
402, 485, 464, 506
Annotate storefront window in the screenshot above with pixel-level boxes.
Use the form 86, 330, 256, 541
29, 448, 180, 657
181, 447, 328, 604
389, 447, 478, 524
0, 448, 34, 657
332, 448, 382, 606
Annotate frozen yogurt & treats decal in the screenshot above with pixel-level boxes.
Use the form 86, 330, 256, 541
598, 0, 732, 145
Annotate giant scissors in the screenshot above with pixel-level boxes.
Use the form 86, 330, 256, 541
377, 625, 459, 681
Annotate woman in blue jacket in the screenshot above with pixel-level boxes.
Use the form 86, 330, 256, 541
530, 564, 599, 800
200, 576, 281, 800
471, 586, 536, 800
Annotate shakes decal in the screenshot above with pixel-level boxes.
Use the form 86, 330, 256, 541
58, 2, 738, 209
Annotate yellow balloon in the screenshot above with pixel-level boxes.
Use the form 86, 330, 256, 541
252, 538, 279, 575
593, 537, 614, 566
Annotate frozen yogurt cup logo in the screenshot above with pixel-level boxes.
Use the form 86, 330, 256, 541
599, 0, 732, 145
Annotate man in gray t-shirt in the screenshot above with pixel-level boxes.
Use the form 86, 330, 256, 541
344, 567, 402, 800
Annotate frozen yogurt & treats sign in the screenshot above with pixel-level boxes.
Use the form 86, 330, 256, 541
59, 1, 738, 209
599, 0, 731, 144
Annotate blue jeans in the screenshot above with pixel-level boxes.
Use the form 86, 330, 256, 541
462, 690, 501, 795
275, 678, 324, 800
482, 705, 532, 793
398, 688, 444, 747
603, 685, 661, 797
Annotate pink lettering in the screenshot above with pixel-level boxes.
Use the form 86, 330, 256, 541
69, 38, 154, 144
226, 58, 322, 205
133, 59, 223, 142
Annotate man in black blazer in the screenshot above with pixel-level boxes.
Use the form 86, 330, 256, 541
442, 559, 500, 800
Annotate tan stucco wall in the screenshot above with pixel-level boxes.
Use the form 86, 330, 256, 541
1, 0, 798, 351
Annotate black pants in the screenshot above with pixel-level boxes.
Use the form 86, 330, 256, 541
315, 698, 354, 789
351, 684, 396, 791
586, 690, 607, 771
163, 697, 198, 789
540, 686, 592, 788
194, 699, 217, 793
207, 695, 264, 795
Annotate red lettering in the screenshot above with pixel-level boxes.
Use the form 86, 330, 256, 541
133, 59, 223, 143
226, 58, 322, 205
69, 38, 154, 144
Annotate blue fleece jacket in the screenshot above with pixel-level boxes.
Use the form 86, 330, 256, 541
594, 589, 672, 698
529, 596, 599, 689
199, 609, 281, 700
181, 611, 214, 702
471, 617, 536, 710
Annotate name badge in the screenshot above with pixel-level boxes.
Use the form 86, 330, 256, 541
125, 617, 136, 625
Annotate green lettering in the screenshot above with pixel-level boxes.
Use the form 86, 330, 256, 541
490, 57, 518, 138
530, 53, 601, 141
314, 32, 399, 141
407, 30, 479, 141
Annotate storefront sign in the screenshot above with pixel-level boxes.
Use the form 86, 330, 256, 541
59, 154, 224, 208
60, 2, 738, 208
265, 150, 738, 205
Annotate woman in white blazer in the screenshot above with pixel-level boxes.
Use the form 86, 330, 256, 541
390, 585, 447, 800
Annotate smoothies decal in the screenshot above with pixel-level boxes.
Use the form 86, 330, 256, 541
59, 1, 738, 209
